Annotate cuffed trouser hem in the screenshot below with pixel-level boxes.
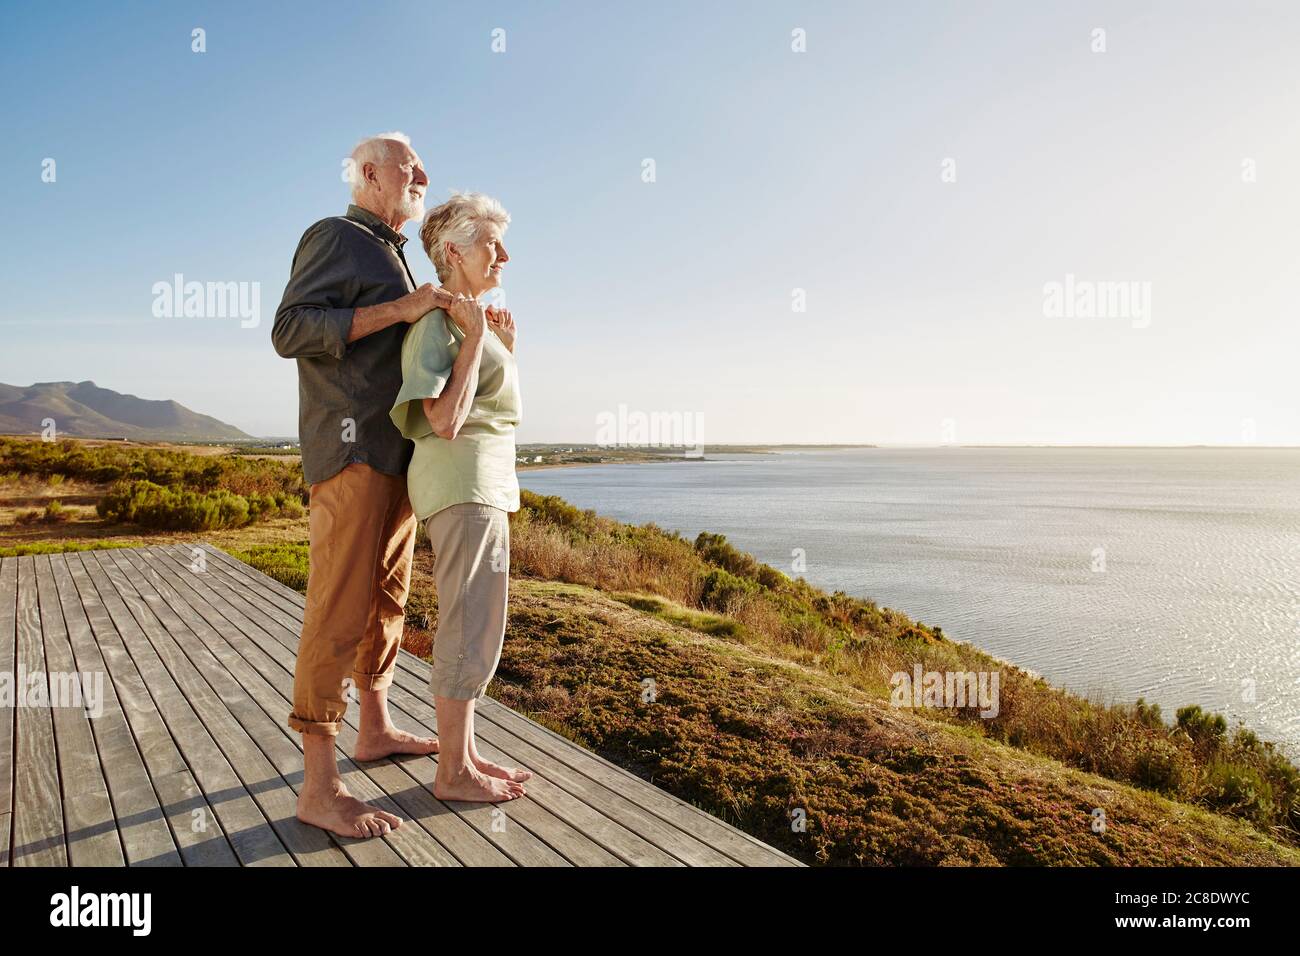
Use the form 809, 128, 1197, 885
287, 714, 343, 736
429, 677, 491, 701
352, 670, 395, 692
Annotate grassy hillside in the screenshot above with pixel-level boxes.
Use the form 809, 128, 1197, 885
3, 437, 1297, 865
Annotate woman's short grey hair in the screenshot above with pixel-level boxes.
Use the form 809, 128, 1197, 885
420, 191, 511, 282
347, 131, 411, 199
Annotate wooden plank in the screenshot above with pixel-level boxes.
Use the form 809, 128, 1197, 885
71, 551, 306, 867
146, 546, 623, 865
33, 554, 123, 866
146, 768, 237, 866
11, 556, 67, 866
58, 554, 203, 865
183, 545, 727, 865
106, 548, 440, 868
0, 557, 17, 865
136, 546, 543, 865
53, 554, 229, 866
197, 541, 802, 865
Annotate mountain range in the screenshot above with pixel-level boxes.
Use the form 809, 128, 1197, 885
0, 381, 252, 442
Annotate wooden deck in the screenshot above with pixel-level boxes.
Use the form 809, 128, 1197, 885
0, 542, 801, 867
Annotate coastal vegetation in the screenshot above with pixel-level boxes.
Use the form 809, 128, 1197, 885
1, 436, 305, 531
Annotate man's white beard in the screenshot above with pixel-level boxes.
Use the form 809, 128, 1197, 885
400, 193, 426, 221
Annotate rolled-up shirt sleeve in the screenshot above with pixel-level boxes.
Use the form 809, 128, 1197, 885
272, 221, 361, 360
389, 310, 455, 440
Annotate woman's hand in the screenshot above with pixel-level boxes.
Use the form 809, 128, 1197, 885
447, 293, 487, 340
486, 306, 516, 352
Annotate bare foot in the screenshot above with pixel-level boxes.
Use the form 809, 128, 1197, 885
433, 765, 527, 803
470, 752, 533, 783
297, 786, 402, 839
353, 727, 440, 762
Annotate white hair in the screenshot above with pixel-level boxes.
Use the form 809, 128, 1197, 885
347, 131, 412, 199
419, 191, 511, 282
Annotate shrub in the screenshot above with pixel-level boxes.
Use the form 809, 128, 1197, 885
1131, 736, 1195, 796
521, 492, 598, 536
698, 567, 760, 615
1133, 697, 1165, 729
694, 530, 772, 585
1202, 760, 1276, 824
1177, 705, 1228, 751
98, 479, 258, 531
43, 499, 70, 523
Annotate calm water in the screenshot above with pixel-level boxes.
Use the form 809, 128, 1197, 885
519, 448, 1300, 754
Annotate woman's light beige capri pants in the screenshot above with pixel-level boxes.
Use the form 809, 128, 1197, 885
424, 502, 510, 700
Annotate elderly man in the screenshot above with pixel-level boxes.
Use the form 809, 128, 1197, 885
273, 131, 453, 838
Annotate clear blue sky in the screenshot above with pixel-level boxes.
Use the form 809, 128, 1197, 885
2, 0, 1298, 443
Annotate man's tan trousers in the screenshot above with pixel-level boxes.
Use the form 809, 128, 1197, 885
288, 461, 417, 736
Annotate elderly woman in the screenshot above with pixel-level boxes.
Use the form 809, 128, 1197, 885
389, 191, 531, 803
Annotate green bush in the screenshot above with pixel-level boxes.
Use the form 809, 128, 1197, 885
1177, 705, 1228, 750
695, 531, 766, 582
698, 566, 760, 614
98, 479, 271, 531
1202, 760, 1276, 824
519, 491, 598, 536
1133, 697, 1165, 729
1131, 736, 1195, 796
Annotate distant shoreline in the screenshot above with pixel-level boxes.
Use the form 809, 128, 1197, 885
5, 433, 1300, 457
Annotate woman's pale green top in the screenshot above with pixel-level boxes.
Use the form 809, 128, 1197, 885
389, 307, 522, 520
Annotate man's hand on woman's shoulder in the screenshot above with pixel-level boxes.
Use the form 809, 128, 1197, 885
405, 283, 457, 323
